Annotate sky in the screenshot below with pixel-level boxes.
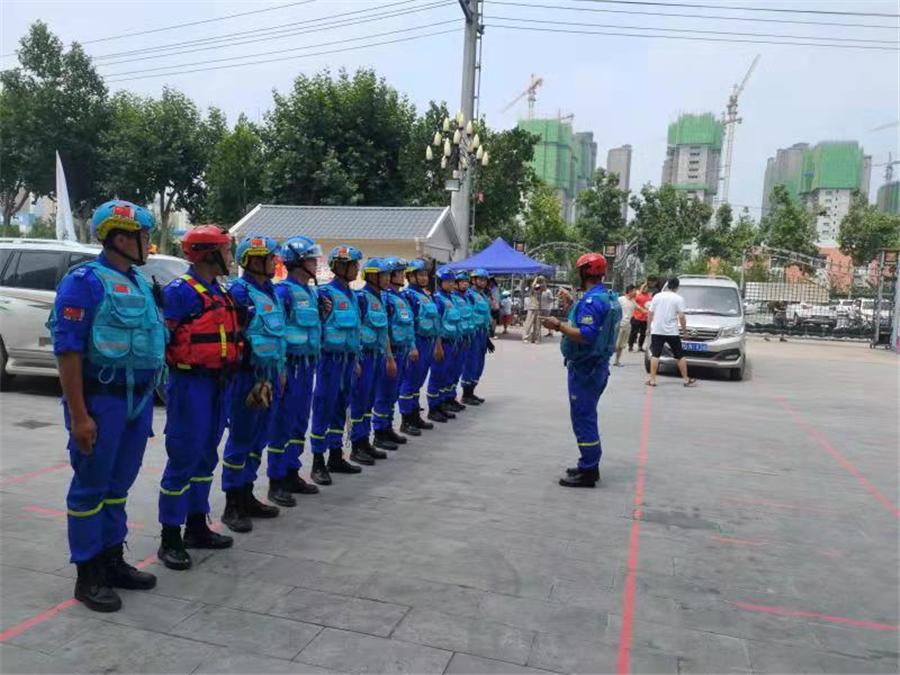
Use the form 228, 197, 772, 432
2, 0, 898, 218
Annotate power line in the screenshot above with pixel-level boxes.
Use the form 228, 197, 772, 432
103, 21, 459, 78
569, 0, 900, 18
485, 14, 900, 44
92, 0, 431, 62
489, 22, 900, 50
95, 2, 451, 68
487, 1, 899, 29
104, 28, 460, 84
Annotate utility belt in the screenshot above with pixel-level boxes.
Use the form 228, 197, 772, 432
84, 378, 155, 398
170, 363, 236, 383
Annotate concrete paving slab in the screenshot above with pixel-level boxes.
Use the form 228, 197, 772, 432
296, 628, 452, 674
444, 652, 558, 675
264, 587, 409, 637
193, 650, 344, 674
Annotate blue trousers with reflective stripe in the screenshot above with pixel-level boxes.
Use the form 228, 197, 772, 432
462, 329, 487, 387
568, 363, 610, 469
310, 352, 355, 454
373, 346, 409, 430
267, 357, 316, 479
159, 372, 228, 526
427, 340, 457, 409
222, 370, 280, 491
445, 337, 468, 402
65, 393, 153, 563
398, 336, 433, 415
350, 350, 381, 441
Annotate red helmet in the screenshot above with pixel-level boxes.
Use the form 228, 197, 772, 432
576, 252, 608, 277
182, 225, 231, 264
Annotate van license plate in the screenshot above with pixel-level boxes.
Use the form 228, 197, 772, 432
682, 341, 707, 352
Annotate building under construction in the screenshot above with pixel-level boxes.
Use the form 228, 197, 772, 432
762, 141, 872, 246
877, 181, 900, 215
660, 113, 724, 206
517, 118, 596, 223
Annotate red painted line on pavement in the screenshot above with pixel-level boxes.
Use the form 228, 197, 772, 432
22, 505, 144, 529
709, 535, 768, 547
616, 387, 653, 675
733, 601, 899, 632
0, 598, 78, 643
775, 397, 899, 519
0, 463, 69, 487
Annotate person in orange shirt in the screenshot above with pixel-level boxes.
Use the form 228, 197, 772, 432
628, 282, 652, 352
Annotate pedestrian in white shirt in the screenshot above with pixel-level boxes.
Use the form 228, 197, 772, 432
613, 284, 637, 366
646, 277, 697, 387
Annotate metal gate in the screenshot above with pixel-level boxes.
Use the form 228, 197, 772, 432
740, 247, 897, 346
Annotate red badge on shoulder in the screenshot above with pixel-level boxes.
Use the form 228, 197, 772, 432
63, 306, 85, 321
263, 304, 273, 312
338, 301, 348, 310
114, 283, 130, 293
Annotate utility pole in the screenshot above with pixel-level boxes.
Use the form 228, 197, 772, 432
451, 0, 480, 259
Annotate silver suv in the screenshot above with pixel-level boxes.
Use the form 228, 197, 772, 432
643, 275, 747, 381
0, 238, 187, 390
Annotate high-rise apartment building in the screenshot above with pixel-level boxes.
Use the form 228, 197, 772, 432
606, 144, 632, 221
661, 113, 723, 206
876, 181, 900, 215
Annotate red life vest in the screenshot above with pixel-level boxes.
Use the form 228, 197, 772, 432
166, 274, 242, 370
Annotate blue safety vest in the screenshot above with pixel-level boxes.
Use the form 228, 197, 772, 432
231, 277, 286, 373
358, 287, 389, 352
320, 284, 361, 353
452, 292, 473, 335
83, 261, 166, 419
436, 292, 460, 341
404, 286, 440, 338
385, 290, 415, 349
466, 288, 492, 331
281, 280, 321, 358
560, 289, 621, 366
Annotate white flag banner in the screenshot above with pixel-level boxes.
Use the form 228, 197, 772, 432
55, 151, 77, 241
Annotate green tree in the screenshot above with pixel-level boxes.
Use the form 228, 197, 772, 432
628, 183, 713, 272
757, 185, 818, 257
697, 204, 759, 263
401, 100, 454, 207
574, 168, 629, 249
522, 181, 574, 262
838, 191, 900, 266
102, 88, 221, 252
206, 115, 264, 224
263, 68, 416, 206
27, 217, 56, 239
0, 21, 108, 237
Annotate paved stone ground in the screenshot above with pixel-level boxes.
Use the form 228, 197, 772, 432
0, 334, 897, 674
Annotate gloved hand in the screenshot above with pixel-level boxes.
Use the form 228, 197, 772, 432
245, 380, 273, 409
485, 338, 495, 354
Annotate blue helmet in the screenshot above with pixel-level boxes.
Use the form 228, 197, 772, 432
470, 268, 489, 279
328, 245, 363, 267
281, 236, 322, 265
382, 256, 408, 273
406, 258, 428, 274
236, 235, 280, 268
435, 266, 457, 282
362, 257, 390, 275
91, 199, 154, 242
455, 270, 470, 281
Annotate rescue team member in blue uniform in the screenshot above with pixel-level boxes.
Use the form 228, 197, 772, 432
541, 253, 621, 488
398, 259, 441, 433
50, 200, 165, 612
460, 268, 495, 406
427, 267, 462, 422
309, 246, 364, 486
157, 226, 238, 570
267, 236, 323, 501
349, 258, 397, 460
445, 271, 474, 412
372, 257, 419, 445
220, 236, 286, 531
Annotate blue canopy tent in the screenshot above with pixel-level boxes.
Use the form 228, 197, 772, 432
446, 238, 554, 276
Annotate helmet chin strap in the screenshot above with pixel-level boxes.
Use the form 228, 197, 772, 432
209, 250, 229, 277
106, 230, 147, 266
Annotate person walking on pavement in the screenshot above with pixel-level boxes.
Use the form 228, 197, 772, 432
541, 253, 622, 488
628, 282, 652, 352
308, 246, 365, 486
349, 258, 397, 461
267, 236, 323, 502
427, 267, 462, 422
522, 276, 545, 343
220, 236, 286, 533
50, 199, 165, 612
541, 284, 555, 337
157, 226, 238, 571
613, 284, 637, 367
646, 277, 697, 388
398, 259, 442, 432
461, 268, 495, 405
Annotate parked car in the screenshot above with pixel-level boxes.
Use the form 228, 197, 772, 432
644, 275, 747, 381
0, 238, 187, 392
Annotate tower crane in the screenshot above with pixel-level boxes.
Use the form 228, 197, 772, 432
717, 54, 760, 208
501, 74, 543, 119
873, 152, 899, 183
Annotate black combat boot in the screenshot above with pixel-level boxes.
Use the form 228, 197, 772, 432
461, 386, 482, 406
349, 438, 376, 465
372, 429, 398, 451
399, 413, 423, 436
427, 407, 448, 423
383, 427, 408, 445
414, 408, 434, 430
284, 468, 320, 494
311, 453, 333, 486
439, 402, 457, 419
222, 489, 252, 533
361, 437, 387, 460
328, 448, 363, 474
103, 544, 157, 590
558, 467, 600, 488
184, 513, 233, 549
157, 525, 192, 571
74, 556, 121, 613
267, 478, 297, 508
445, 399, 466, 412
244, 484, 280, 518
